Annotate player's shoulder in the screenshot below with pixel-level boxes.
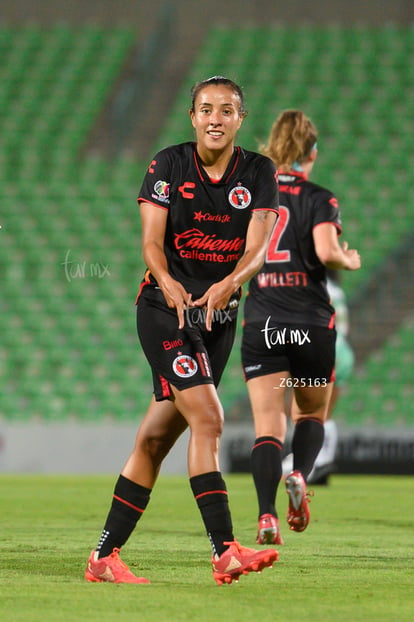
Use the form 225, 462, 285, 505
152, 141, 195, 161
306, 179, 336, 201
239, 146, 273, 164
292, 178, 338, 209
238, 147, 277, 174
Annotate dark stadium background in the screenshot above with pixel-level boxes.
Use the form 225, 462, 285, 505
1, 0, 413, 474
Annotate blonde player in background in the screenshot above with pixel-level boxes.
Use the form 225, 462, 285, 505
241, 110, 361, 545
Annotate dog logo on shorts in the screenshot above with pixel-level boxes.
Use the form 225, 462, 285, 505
172, 354, 198, 378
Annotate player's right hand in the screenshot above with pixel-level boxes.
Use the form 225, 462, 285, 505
342, 241, 361, 271
159, 277, 192, 329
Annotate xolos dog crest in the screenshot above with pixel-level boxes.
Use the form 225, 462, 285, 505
172, 354, 198, 378
228, 185, 251, 209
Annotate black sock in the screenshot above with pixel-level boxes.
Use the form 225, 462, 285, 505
251, 436, 283, 518
190, 471, 234, 558
292, 418, 325, 481
96, 474, 151, 558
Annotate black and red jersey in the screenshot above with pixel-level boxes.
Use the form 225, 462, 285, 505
137, 142, 279, 299
245, 171, 342, 327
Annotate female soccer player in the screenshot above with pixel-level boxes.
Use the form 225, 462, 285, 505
85, 76, 279, 585
241, 110, 361, 545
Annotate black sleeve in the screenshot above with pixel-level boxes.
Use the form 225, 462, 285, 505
137, 147, 174, 210
312, 189, 342, 234
252, 156, 279, 213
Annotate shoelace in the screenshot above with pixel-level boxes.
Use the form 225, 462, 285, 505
222, 540, 258, 555
222, 540, 241, 551
109, 548, 129, 570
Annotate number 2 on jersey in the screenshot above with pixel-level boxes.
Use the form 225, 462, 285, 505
266, 205, 290, 263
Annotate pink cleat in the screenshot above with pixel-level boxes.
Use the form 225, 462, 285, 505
212, 540, 278, 585
85, 548, 150, 584
285, 470, 313, 532
256, 513, 284, 545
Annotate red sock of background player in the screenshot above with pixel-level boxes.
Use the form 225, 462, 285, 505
292, 418, 325, 482
251, 436, 284, 518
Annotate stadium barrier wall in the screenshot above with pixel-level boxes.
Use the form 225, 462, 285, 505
227, 426, 414, 476
1, 421, 414, 475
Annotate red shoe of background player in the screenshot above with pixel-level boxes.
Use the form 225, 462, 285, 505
285, 470, 313, 532
256, 513, 284, 545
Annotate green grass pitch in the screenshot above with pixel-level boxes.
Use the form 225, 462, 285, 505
1, 474, 413, 622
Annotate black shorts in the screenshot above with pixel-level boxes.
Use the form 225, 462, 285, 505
241, 319, 336, 385
136, 288, 238, 401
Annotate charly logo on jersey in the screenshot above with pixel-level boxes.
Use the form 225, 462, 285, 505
172, 354, 198, 378
329, 197, 339, 208
153, 180, 170, 203
228, 184, 251, 209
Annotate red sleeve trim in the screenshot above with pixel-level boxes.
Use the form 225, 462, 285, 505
137, 197, 169, 211
313, 221, 342, 235
252, 207, 279, 214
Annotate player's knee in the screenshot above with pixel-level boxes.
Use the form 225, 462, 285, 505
195, 404, 224, 438
142, 433, 174, 462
